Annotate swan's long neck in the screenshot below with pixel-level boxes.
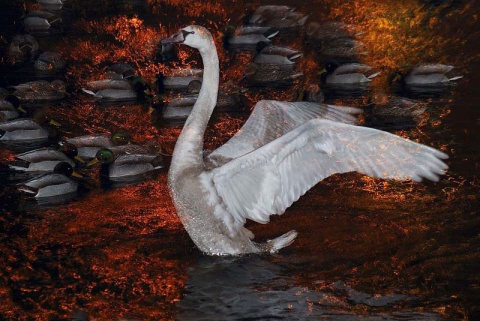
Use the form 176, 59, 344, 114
170, 39, 219, 173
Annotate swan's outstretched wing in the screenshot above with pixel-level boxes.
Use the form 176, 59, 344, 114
410, 64, 454, 75
205, 100, 362, 168
206, 119, 448, 232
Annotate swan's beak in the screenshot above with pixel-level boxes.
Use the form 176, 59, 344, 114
161, 31, 185, 44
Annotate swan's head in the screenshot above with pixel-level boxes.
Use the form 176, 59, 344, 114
161, 25, 213, 50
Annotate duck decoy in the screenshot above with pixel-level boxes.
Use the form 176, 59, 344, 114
296, 84, 325, 103
7, 34, 39, 63
23, 10, 62, 33
254, 45, 302, 65
306, 21, 362, 42
0, 95, 24, 122
36, 0, 66, 11
400, 64, 463, 86
249, 5, 295, 25
85, 79, 134, 91
10, 80, 67, 101
371, 94, 427, 118
162, 95, 198, 120
244, 62, 303, 87
60, 132, 130, 160
9, 147, 76, 172
368, 95, 427, 129
17, 162, 81, 198
323, 62, 380, 85
163, 84, 246, 120
106, 63, 136, 80
0, 114, 60, 142
225, 26, 279, 51
319, 38, 367, 59
159, 68, 203, 93
34, 51, 66, 72
82, 88, 137, 101
161, 25, 448, 255
89, 145, 164, 179
259, 11, 308, 29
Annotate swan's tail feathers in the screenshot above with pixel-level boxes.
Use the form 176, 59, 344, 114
367, 72, 381, 81
265, 230, 298, 253
81, 88, 96, 96
448, 75, 463, 82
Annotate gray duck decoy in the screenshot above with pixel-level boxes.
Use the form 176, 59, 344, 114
399, 64, 463, 86
17, 162, 81, 198
10, 147, 76, 172
89, 145, 164, 179
323, 62, 380, 85
60, 132, 130, 160
159, 68, 203, 93
225, 26, 279, 51
0, 114, 60, 142
23, 10, 62, 32
254, 45, 302, 65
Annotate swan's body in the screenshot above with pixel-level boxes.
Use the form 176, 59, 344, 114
163, 26, 448, 256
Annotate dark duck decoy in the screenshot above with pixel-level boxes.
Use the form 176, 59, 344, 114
244, 62, 303, 87
0, 95, 24, 122
17, 162, 81, 198
10, 80, 67, 101
34, 51, 66, 72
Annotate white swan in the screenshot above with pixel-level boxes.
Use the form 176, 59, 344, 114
162, 26, 448, 256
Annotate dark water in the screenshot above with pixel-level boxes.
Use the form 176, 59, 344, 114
0, 0, 479, 320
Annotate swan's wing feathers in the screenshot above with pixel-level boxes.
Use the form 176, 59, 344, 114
209, 119, 448, 231
205, 100, 362, 168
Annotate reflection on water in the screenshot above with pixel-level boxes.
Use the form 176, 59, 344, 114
0, 0, 479, 320
178, 255, 440, 321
